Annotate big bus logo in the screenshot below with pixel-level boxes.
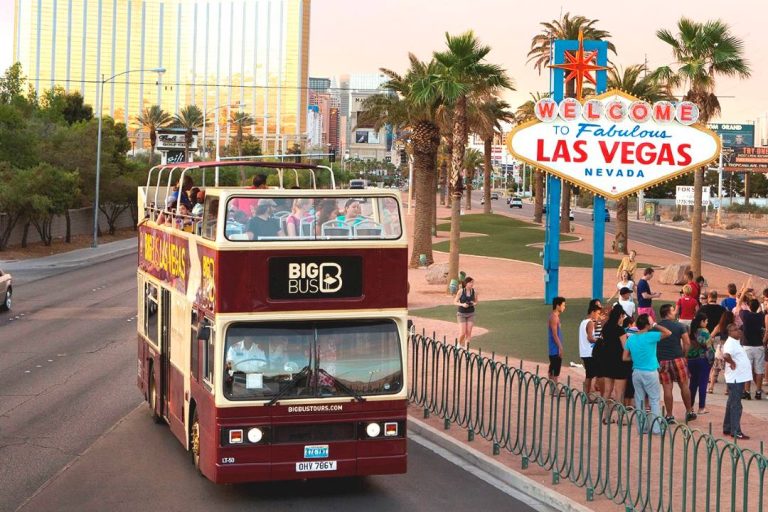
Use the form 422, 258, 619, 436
288, 262, 343, 294
269, 256, 363, 300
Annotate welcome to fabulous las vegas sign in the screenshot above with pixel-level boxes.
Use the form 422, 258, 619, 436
506, 89, 721, 200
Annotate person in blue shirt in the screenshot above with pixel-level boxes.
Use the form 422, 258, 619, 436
623, 314, 672, 434
720, 283, 738, 311
548, 297, 567, 388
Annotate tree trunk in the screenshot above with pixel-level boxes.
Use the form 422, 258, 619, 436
744, 172, 751, 206
690, 167, 703, 276
65, 209, 71, 243
408, 121, 441, 268
432, 159, 438, 237
483, 136, 492, 214
448, 95, 467, 291
534, 170, 544, 223
21, 221, 30, 248
465, 175, 472, 210
616, 196, 629, 254
439, 152, 447, 206
560, 185, 571, 233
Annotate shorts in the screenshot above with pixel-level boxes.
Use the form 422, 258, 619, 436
744, 346, 766, 375
582, 357, 598, 379
637, 306, 656, 321
658, 357, 690, 384
549, 355, 562, 377
456, 312, 476, 323
678, 319, 692, 327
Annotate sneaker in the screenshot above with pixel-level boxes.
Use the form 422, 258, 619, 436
742, 391, 752, 400
732, 432, 751, 440
686, 411, 697, 422
665, 415, 676, 425
755, 390, 762, 400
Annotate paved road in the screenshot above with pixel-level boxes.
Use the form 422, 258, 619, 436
1, 253, 538, 512
479, 197, 768, 278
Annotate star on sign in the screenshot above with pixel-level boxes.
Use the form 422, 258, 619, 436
549, 30, 608, 101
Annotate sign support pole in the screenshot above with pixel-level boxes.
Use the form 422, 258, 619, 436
590, 43, 608, 301
544, 175, 561, 303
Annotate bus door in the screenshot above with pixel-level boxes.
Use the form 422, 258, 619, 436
160, 288, 172, 419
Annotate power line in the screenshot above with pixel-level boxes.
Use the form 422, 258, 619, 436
31, 76, 388, 94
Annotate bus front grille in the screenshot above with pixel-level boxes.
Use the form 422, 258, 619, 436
272, 422, 356, 444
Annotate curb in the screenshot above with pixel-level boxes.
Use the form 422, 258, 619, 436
0, 238, 137, 273
407, 416, 593, 512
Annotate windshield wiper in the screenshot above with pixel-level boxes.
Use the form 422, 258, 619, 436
266, 365, 311, 406
317, 368, 365, 402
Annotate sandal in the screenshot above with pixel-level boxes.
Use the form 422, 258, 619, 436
697, 409, 709, 415
706, 388, 713, 394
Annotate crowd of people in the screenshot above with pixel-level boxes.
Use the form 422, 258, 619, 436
557, 252, 766, 440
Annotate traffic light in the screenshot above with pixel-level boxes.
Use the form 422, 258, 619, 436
329, 148, 336, 163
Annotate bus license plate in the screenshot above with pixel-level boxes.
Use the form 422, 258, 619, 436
296, 460, 337, 472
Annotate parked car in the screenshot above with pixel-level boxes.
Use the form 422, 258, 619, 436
491, 192, 500, 200
591, 208, 611, 222
0, 269, 12, 311
509, 197, 523, 208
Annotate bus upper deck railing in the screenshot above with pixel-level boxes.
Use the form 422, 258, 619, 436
408, 330, 767, 512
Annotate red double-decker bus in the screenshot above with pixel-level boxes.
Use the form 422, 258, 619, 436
136, 161, 408, 483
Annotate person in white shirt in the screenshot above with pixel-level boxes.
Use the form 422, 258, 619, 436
226, 336, 267, 373
579, 302, 602, 396
722, 324, 753, 440
615, 287, 636, 318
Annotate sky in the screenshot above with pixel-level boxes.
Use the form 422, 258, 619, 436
309, 0, 768, 131
1, 0, 765, 131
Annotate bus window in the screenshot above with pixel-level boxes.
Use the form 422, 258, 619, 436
222, 320, 402, 401
203, 197, 219, 240
144, 283, 159, 346
224, 195, 402, 241
203, 323, 215, 385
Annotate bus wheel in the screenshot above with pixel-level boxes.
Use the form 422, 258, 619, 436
190, 411, 202, 473
148, 375, 162, 424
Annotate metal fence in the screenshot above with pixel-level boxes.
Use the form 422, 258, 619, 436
408, 331, 767, 512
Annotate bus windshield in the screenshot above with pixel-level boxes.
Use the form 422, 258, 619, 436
225, 195, 402, 241
223, 320, 403, 401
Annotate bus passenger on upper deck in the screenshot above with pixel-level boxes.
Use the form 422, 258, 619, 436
337, 199, 364, 225
285, 198, 313, 237
315, 199, 340, 236
191, 189, 205, 217
167, 175, 194, 210
246, 199, 284, 240
231, 174, 268, 217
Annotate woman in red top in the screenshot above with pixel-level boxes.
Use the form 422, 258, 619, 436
677, 284, 699, 326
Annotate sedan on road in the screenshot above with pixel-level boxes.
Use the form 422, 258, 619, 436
509, 197, 523, 208
0, 269, 11, 311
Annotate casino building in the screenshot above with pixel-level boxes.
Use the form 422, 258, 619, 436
12, 0, 310, 153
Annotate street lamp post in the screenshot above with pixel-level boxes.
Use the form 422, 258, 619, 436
93, 67, 165, 249
201, 102, 246, 160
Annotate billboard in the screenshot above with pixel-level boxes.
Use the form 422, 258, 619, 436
506, 90, 720, 200
723, 146, 768, 172
706, 123, 754, 149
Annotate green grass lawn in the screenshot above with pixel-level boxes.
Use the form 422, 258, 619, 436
432, 214, 624, 268
414, 298, 591, 365
413, 298, 672, 365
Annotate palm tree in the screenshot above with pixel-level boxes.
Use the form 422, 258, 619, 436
426, 31, 513, 289
607, 64, 674, 254
528, 13, 615, 233
515, 92, 549, 223
652, 18, 750, 275
173, 105, 205, 162
470, 96, 514, 213
463, 148, 484, 210
231, 111, 255, 156
136, 105, 171, 165
363, 54, 443, 268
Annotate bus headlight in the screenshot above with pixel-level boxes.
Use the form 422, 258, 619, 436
247, 427, 263, 443
365, 422, 381, 438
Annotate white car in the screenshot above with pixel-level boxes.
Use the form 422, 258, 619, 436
0, 269, 12, 311
509, 197, 523, 208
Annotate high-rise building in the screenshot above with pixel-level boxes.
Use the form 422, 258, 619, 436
13, 0, 310, 153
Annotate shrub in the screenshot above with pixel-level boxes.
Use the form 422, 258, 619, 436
672, 213, 686, 222
725, 222, 741, 230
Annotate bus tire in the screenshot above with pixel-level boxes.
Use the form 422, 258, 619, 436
148, 374, 162, 424
190, 411, 202, 474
